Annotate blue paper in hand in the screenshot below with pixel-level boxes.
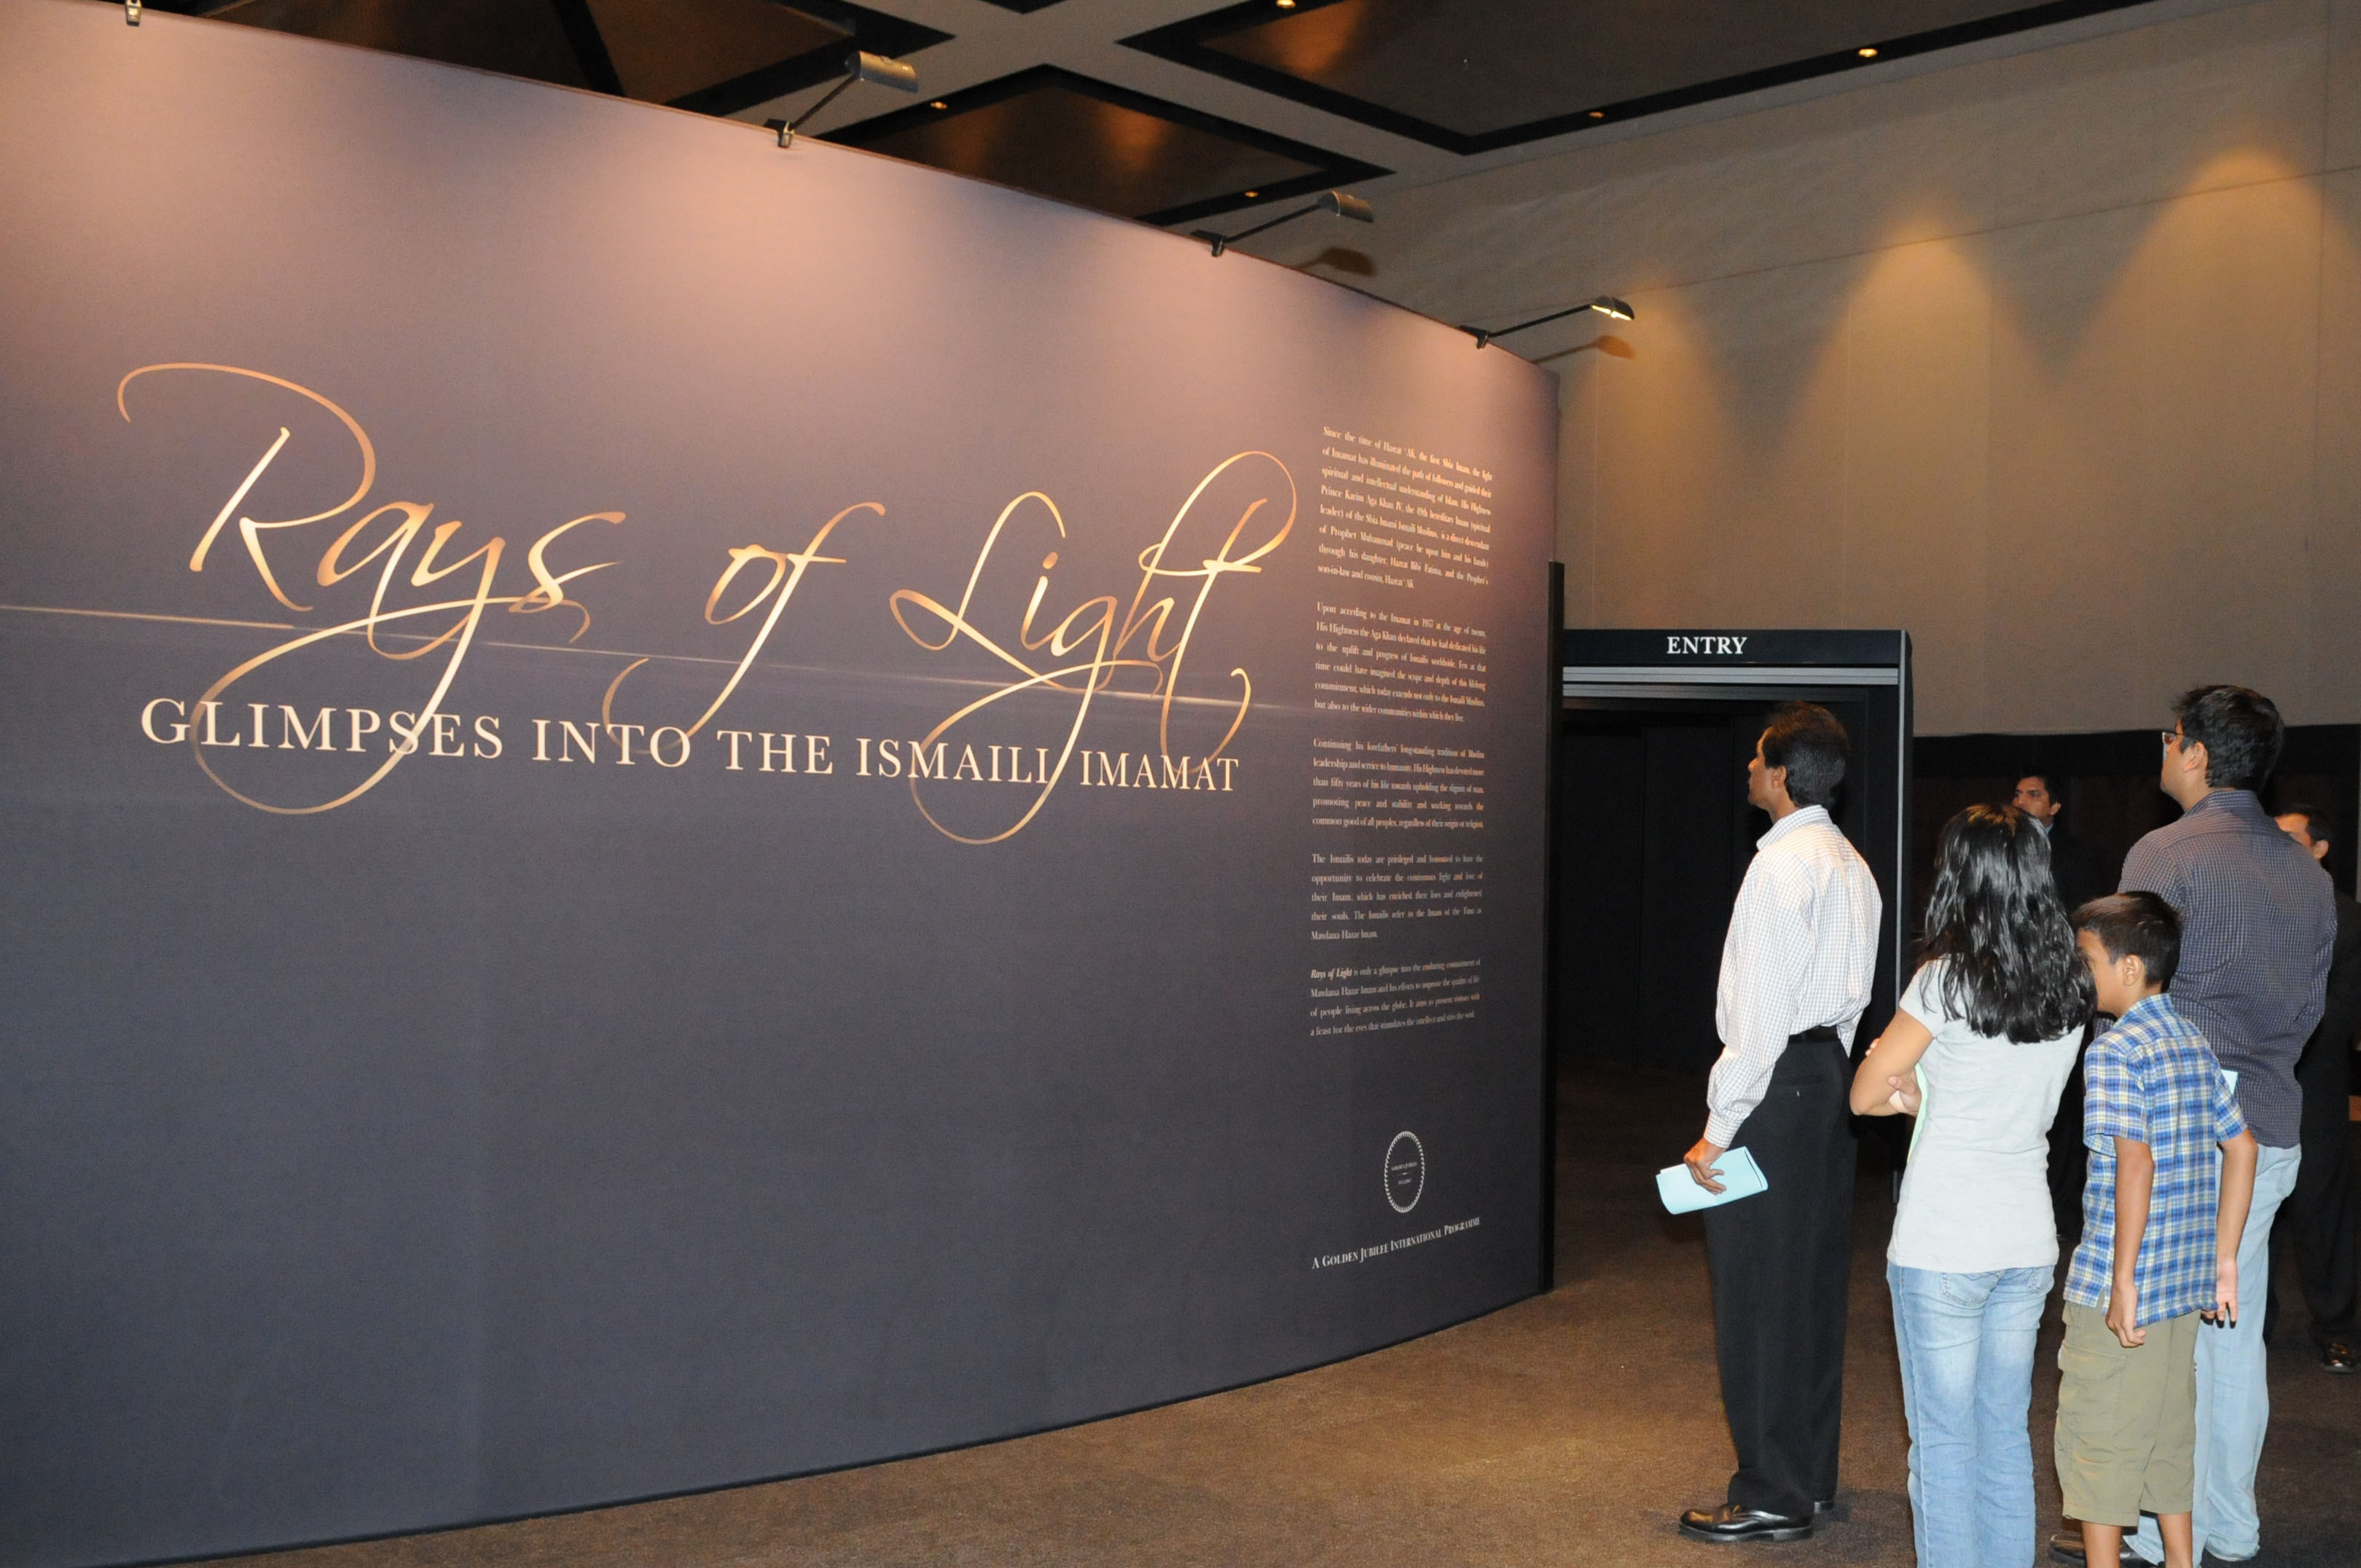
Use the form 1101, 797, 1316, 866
1656, 1147, 1769, 1214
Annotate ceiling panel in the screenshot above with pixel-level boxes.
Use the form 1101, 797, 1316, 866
1127, 0, 2156, 153
826, 66, 1386, 227
195, 0, 944, 116
204, 0, 598, 87
143, 0, 2174, 226
584, 0, 846, 106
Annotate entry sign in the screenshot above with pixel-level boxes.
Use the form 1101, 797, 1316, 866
1565, 629, 1908, 670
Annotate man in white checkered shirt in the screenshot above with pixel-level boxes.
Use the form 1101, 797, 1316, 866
1677, 702, 1881, 1546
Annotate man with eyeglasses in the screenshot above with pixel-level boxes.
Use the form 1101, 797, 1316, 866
2051, 686, 2334, 1567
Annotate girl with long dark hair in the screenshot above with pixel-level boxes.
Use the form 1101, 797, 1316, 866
1851, 803, 2095, 1568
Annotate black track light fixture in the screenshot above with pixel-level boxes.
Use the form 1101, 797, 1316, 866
764, 51, 920, 148
1191, 190, 1374, 257
1461, 296, 1634, 349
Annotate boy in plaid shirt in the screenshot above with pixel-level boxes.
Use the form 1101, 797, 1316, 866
2059, 893, 2259, 1568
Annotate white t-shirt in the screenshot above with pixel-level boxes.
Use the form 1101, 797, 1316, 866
1887, 957, 2082, 1273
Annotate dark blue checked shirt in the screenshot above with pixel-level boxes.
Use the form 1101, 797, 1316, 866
2121, 789, 2334, 1148
2065, 995, 2246, 1325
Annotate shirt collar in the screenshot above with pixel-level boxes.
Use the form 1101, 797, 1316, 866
2118, 992, 2176, 1031
1759, 803, 1832, 849
2185, 788, 2263, 821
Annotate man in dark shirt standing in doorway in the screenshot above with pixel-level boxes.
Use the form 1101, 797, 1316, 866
2014, 771, 2110, 912
2018, 770, 2112, 1243
2107, 687, 2335, 1568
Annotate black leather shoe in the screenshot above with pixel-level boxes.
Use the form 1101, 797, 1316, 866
1812, 1498, 1841, 1521
2323, 1341, 2357, 1373
1678, 1503, 1814, 1543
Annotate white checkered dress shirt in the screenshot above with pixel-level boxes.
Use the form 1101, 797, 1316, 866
1706, 806, 1882, 1147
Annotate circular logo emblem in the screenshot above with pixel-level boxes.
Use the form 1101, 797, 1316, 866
1385, 1130, 1425, 1214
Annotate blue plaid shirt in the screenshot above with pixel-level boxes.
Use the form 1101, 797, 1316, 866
2064, 995, 2246, 1325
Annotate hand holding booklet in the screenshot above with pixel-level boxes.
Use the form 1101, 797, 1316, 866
1656, 1147, 1769, 1214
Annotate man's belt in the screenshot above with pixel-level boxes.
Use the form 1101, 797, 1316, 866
1789, 1025, 1842, 1045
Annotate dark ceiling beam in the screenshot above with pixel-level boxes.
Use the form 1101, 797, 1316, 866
546, 0, 624, 97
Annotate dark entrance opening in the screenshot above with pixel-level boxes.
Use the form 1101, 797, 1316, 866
1556, 702, 1882, 1073
1549, 632, 1911, 1075
1543, 633, 1914, 1269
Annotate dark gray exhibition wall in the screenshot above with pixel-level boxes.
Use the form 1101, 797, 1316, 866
0, 4, 1554, 1564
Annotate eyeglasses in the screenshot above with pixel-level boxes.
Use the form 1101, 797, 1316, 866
2161, 729, 2183, 751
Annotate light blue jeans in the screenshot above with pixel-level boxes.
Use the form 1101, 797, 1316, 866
2126, 1142, 2302, 1564
1889, 1262, 2053, 1568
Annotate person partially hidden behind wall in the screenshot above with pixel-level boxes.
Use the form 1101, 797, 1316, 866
2015, 771, 2113, 914
2267, 804, 2361, 1374
2053, 686, 2333, 1567
1677, 702, 1881, 1544
2020, 770, 2115, 1263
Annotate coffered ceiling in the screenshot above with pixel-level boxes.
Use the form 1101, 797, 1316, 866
136, 0, 2163, 230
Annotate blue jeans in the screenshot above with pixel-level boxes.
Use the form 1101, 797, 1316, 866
1889, 1262, 2053, 1568
2126, 1142, 2303, 1563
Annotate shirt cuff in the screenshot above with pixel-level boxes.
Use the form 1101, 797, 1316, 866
1704, 1110, 1743, 1148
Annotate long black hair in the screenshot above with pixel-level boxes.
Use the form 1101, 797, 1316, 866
1921, 804, 2095, 1042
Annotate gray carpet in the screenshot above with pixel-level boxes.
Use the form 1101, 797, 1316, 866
208, 1065, 2361, 1568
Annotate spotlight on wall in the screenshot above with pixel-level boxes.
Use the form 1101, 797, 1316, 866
1190, 189, 1374, 257
1460, 295, 1634, 349
763, 51, 920, 148
124, 0, 140, 22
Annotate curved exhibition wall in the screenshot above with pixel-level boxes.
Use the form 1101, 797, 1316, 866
0, 4, 1556, 1564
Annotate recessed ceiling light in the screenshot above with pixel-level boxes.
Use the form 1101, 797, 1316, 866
1588, 109, 1605, 119
1857, 46, 1878, 58
1277, 0, 1296, 8
929, 100, 947, 109
1244, 190, 1258, 198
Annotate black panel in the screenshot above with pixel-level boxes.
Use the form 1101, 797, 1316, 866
1554, 635, 1912, 1090
1557, 702, 1876, 1075
1128, 0, 2159, 155
826, 65, 1386, 227
1914, 726, 2361, 906
1553, 723, 1644, 1062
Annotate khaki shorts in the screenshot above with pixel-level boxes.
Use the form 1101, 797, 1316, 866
2054, 1302, 2200, 1526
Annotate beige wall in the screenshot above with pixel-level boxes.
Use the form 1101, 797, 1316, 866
1277, 0, 2361, 734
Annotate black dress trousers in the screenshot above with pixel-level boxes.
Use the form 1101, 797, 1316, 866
2278, 1022, 2357, 1347
1702, 1032, 1856, 1519
2268, 892, 2360, 1349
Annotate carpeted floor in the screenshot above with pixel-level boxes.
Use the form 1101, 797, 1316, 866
208, 1064, 2360, 1568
